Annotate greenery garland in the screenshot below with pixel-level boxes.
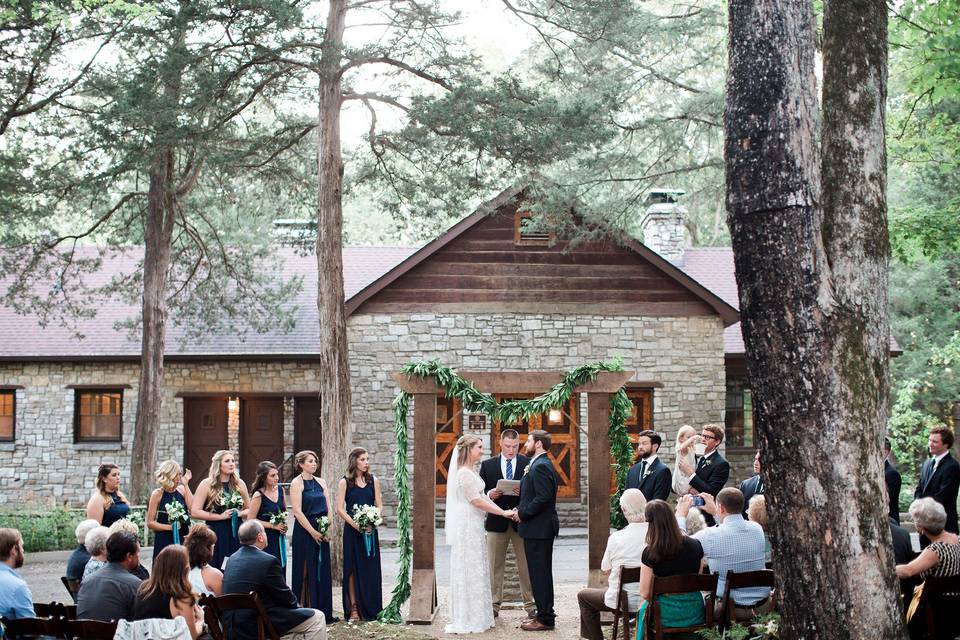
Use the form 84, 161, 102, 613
378, 358, 633, 623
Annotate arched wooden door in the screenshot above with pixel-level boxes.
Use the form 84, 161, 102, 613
492, 394, 579, 499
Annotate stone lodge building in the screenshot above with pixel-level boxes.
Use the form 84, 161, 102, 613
0, 185, 774, 523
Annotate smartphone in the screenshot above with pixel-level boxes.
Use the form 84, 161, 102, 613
691, 496, 705, 507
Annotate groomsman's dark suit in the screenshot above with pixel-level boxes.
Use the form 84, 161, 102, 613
518, 452, 560, 629
885, 459, 902, 524
626, 456, 671, 502
915, 453, 960, 535
479, 453, 530, 531
739, 473, 764, 518
689, 450, 730, 527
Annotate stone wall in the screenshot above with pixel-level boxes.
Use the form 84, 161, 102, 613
0, 312, 727, 522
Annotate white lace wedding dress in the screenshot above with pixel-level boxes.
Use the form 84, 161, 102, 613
444, 465, 496, 634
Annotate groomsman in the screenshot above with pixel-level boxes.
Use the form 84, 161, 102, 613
884, 438, 902, 524
479, 428, 535, 619
739, 451, 764, 518
914, 426, 960, 536
626, 430, 671, 501
678, 424, 730, 527
516, 430, 560, 632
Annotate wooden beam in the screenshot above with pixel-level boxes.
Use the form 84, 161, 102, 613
391, 370, 635, 395
407, 392, 438, 623
586, 392, 612, 588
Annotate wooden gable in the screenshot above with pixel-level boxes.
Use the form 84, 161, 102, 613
353, 202, 718, 317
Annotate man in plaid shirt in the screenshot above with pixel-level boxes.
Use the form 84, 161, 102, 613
676, 488, 773, 621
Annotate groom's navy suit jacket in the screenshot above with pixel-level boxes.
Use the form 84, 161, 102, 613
479, 454, 530, 533
517, 453, 560, 540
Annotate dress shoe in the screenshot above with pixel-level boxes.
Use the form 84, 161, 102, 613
520, 619, 554, 631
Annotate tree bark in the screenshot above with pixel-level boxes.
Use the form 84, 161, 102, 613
130, 150, 177, 503
316, 0, 350, 584
725, 0, 902, 637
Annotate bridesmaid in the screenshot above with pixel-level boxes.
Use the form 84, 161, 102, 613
86, 463, 130, 527
146, 460, 194, 560
335, 447, 382, 622
190, 450, 249, 571
249, 461, 288, 567
290, 450, 334, 622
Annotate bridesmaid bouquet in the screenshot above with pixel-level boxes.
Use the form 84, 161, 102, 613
268, 512, 288, 567
219, 492, 244, 537
316, 516, 331, 570
165, 501, 190, 545
352, 505, 382, 557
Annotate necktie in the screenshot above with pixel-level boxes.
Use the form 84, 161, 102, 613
506, 459, 513, 480
639, 461, 647, 479
756, 478, 764, 494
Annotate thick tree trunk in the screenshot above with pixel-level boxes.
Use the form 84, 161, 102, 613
725, 1, 902, 638
316, 0, 349, 584
130, 150, 177, 503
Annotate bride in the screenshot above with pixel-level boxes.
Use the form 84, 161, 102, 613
444, 434, 517, 634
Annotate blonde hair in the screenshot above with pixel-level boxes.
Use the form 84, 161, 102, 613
109, 518, 140, 537
205, 450, 241, 510
747, 495, 768, 529
456, 434, 482, 467
676, 425, 696, 445
155, 460, 181, 492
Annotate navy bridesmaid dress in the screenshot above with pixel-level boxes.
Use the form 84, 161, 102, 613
256, 488, 288, 566
342, 477, 382, 620
101, 492, 130, 528
207, 482, 241, 571
153, 489, 189, 559
292, 478, 333, 620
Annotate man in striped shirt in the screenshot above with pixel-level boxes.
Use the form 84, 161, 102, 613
676, 488, 772, 621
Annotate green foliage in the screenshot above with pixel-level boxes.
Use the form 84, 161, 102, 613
378, 358, 632, 623
697, 613, 780, 639
0, 509, 81, 552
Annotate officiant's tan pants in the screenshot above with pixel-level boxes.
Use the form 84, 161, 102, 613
487, 527, 535, 615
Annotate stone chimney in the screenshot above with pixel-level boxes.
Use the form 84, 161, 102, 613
640, 189, 687, 264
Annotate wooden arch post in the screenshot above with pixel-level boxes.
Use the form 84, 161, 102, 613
391, 369, 634, 623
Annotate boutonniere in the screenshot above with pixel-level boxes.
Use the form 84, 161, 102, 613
642, 468, 654, 480
701, 458, 713, 467
523, 465, 531, 477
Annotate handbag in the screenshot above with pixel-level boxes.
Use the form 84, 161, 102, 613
905, 581, 925, 623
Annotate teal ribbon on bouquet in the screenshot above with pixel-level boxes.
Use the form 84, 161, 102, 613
363, 531, 374, 557
317, 539, 323, 573
279, 535, 287, 567
172, 524, 181, 545
231, 512, 238, 538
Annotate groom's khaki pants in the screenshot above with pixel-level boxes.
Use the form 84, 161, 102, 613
487, 527, 535, 615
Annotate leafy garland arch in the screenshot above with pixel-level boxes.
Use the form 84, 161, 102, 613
378, 358, 634, 623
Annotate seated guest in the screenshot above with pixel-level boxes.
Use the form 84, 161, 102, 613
67, 519, 99, 583
133, 545, 205, 639
0, 528, 35, 620
82, 525, 111, 582
747, 495, 772, 564
184, 524, 222, 596
109, 519, 149, 580
890, 516, 918, 603
222, 520, 326, 640
684, 508, 708, 536
77, 531, 143, 622
896, 498, 960, 639
678, 489, 771, 621
576, 489, 648, 640
634, 500, 706, 638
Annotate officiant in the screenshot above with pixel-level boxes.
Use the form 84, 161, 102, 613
479, 428, 536, 619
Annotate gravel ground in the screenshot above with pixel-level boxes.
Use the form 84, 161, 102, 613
20, 536, 599, 639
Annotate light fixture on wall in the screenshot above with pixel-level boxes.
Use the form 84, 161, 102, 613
547, 408, 562, 425
228, 397, 237, 411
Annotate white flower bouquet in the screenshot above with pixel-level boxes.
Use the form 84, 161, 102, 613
165, 501, 190, 544
352, 505, 382, 558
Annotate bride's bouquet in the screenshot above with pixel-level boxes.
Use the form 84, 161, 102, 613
269, 511, 289, 567
164, 501, 190, 544
219, 491, 244, 537
352, 505, 382, 557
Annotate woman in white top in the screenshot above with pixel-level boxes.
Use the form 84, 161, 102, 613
671, 425, 700, 496
183, 524, 222, 596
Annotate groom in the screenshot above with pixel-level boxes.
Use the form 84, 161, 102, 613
515, 429, 560, 631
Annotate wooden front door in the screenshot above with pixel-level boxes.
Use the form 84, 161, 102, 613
183, 397, 228, 492
435, 395, 462, 497
493, 395, 579, 499
294, 397, 323, 469
240, 398, 285, 483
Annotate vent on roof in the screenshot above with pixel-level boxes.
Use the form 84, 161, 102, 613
514, 211, 554, 246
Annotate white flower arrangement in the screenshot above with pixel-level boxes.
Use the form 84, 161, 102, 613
219, 491, 244, 511
316, 515, 331, 537
164, 500, 190, 525
351, 504, 383, 529
268, 511, 288, 528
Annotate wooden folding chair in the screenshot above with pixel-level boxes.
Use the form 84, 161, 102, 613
720, 569, 775, 629
31, 601, 66, 619
60, 577, 80, 603
201, 602, 225, 640
63, 618, 118, 640
1, 615, 65, 639
918, 574, 960, 640
611, 566, 642, 640
209, 592, 281, 640
643, 573, 719, 639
